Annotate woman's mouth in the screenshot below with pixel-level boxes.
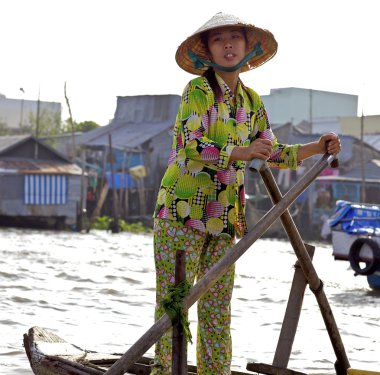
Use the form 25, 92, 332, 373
224, 53, 236, 59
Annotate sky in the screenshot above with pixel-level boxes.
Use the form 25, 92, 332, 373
1, 0, 380, 125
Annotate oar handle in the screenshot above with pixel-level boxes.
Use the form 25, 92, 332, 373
330, 157, 339, 168
249, 158, 266, 172
326, 140, 339, 168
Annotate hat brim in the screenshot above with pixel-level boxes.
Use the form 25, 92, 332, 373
175, 15, 278, 75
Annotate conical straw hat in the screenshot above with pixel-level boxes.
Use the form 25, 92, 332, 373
175, 12, 278, 75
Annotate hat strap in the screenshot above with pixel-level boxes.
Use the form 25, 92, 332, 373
188, 42, 263, 72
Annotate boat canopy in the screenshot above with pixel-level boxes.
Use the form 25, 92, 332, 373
328, 200, 380, 236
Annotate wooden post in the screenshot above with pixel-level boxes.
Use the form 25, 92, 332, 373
259, 164, 350, 373
77, 148, 86, 232
172, 250, 187, 375
86, 183, 109, 233
138, 178, 146, 215
124, 183, 129, 218
272, 244, 315, 368
86, 148, 109, 233
123, 151, 130, 219
108, 133, 120, 233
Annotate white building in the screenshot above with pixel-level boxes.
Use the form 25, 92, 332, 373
0, 93, 61, 133
261, 87, 358, 126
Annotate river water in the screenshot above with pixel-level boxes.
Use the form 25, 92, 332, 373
1, 227, 379, 375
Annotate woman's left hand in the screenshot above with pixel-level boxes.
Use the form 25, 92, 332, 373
319, 132, 341, 155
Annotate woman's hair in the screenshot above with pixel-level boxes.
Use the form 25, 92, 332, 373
200, 32, 223, 98
203, 68, 223, 99
202, 68, 253, 107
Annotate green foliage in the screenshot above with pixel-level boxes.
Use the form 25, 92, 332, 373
91, 216, 110, 229
28, 108, 62, 138
76, 121, 100, 132
91, 216, 152, 234
62, 119, 100, 133
0, 120, 9, 136
119, 220, 152, 233
62, 118, 78, 133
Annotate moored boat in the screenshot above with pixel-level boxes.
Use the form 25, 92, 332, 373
328, 200, 380, 289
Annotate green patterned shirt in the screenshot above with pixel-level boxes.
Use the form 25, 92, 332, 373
154, 74, 300, 238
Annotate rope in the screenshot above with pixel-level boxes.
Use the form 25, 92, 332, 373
188, 42, 263, 72
161, 280, 193, 344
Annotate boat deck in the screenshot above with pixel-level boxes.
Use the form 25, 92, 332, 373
23, 326, 307, 375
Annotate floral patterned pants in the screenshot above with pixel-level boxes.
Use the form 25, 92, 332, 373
151, 219, 235, 375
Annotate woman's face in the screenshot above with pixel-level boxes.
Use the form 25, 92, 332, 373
206, 26, 248, 69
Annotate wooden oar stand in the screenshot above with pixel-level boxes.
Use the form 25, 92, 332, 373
172, 245, 316, 375
245, 163, 348, 375
246, 245, 315, 375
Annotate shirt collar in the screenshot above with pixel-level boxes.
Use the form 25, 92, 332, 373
215, 73, 245, 103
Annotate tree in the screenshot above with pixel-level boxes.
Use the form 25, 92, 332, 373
75, 120, 100, 132
62, 119, 100, 133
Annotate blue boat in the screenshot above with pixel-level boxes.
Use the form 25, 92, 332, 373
328, 200, 380, 289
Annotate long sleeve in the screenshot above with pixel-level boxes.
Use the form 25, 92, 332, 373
172, 77, 235, 171
246, 87, 301, 170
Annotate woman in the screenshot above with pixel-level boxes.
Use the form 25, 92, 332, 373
151, 12, 341, 375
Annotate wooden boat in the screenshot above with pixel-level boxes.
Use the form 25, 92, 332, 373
23, 326, 307, 375
328, 200, 380, 289
23, 156, 356, 375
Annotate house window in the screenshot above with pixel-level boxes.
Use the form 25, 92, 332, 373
24, 175, 68, 205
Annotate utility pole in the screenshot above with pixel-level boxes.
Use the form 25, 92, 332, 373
34, 87, 40, 160
19, 88, 25, 128
309, 89, 313, 131
108, 133, 120, 233
36, 87, 40, 138
360, 111, 366, 202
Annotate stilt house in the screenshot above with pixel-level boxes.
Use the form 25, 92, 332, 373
76, 94, 180, 221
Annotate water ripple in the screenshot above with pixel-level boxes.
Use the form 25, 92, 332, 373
1, 228, 379, 374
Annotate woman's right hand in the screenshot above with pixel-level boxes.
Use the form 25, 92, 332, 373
230, 138, 273, 162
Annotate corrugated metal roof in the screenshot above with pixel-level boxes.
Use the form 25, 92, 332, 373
364, 134, 380, 152
113, 94, 180, 123
340, 159, 380, 180
0, 135, 82, 175
0, 135, 30, 153
76, 95, 180, 149
0, 159, 83, 175
0, 135, 71, 162
77, 120, 173, 149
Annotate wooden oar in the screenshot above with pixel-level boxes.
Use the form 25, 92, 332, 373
259, 164, 350, 373
104, 153, 335, 375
